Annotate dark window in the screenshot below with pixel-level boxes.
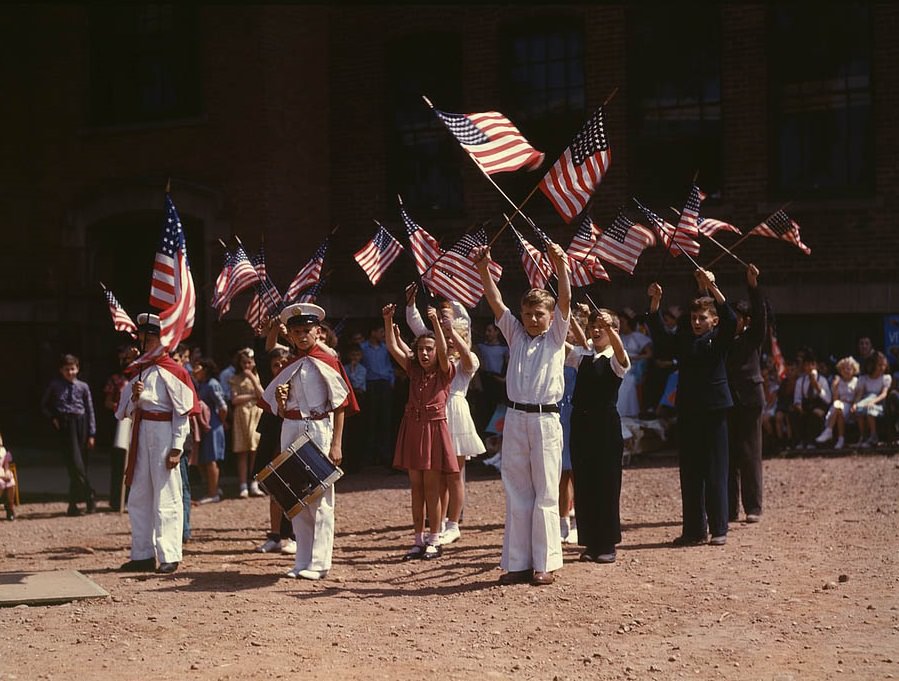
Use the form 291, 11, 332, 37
89, 4, 201, 126
628, 6, 722, 201
770, 4, 872, 196
387, 33, 464, 215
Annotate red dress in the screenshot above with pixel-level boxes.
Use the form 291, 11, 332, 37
393, 362, 459, 472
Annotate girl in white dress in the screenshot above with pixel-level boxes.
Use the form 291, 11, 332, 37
616, 312, 653, 418
815, 356, 859, 449
853, 352, 892, 447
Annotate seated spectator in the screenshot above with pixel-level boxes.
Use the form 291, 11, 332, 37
791, 349, 831, 449
853, 351, 892, 447
815, 356, 859, 449
774, 359, 799, 449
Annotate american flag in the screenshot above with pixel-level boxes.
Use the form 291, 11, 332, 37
102, 285, 136, 337
296, 280, 323, 303
245, 247, 283, 333
427, 228, 502, 308
152, 194, 195, 351
401, 205, 443, 286
565, 215, 609, 287
697, 216, 741, 237
354, 223, 404, 285
676, 185, 706, 238
539, 106, 611, 223
511, 226, 552, 290
751, 210, 811, 255
214, 245, 258, 318
211, 248, 233, 312
285, 238, 328, 301
434, 109, 544, 175
593, 210, 656, 275
634, 197, 700, 258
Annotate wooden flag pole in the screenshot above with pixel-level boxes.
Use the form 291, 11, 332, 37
505, 215, 557, 298
235, 234, 281, 315
706, 202, 791, 267
667, 206, 749, 268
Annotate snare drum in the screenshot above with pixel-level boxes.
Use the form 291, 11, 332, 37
255, 432, 343, 519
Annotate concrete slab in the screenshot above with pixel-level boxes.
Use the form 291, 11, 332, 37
0, 570, 109, 607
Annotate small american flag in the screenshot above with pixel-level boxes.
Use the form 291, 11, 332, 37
634, 197, 700, 258
285, 238, 328, 301
401, 205, 443, 286
296, 280, 323, 303
354, 223, 404, 285
102, 285, 136, 337
245, 246, 283, 333
211, 248, 233, 311
676, 185, 706, 238
214, 245, 258, 318
594, 210, 656, 275
154, 194, 195, 350
697, 216, 741, 237
751, 210, 811, 255
427, 228, 502, 308
565, 215, 609, 287
511, 226, 552, 290
539, 106, 611, 223
435, 109, 544, 175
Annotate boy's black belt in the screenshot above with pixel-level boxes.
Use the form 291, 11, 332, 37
506, 400, 559, 414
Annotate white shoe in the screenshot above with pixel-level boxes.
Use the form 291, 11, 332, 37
439, 525, 461, 545
238, 486, 249, 499
815, 427, 833, 444
280, 539, 297, 555
482, 453, 502, 469
197, 495, 221, 505
256, 537, 281, 553
564, 527, 579, 545
297, 569, 328, 580
248, 481, 264, 497
834, 436, 845, 449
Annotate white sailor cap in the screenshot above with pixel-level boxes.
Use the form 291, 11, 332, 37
136, 313, 161, 334
280, 303, 326, 327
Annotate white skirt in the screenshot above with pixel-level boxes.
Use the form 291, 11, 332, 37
447, 394, 485, 459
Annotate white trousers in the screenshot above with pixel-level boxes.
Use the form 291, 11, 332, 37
281, 418, 335, 573
127, 420, 183, 563
500, 409, 563, 573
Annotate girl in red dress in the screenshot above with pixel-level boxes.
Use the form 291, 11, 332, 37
382, 303, 458, 560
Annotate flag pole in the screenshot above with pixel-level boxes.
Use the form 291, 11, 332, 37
667, 207, 749, 268
506, 216, 557, 298
639, 198, 702, 271
235, 234, 281, 317
706, 202, 791, 267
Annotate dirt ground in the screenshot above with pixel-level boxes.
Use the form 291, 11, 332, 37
2, 453, 898, 681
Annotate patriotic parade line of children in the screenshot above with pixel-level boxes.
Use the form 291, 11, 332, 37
21, 97, 899, 586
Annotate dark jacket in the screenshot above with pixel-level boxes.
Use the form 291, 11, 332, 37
725, 285, 768, 409
648, 300, 737, 412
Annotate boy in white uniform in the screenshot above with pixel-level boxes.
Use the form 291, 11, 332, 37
258, 303, 358, 580
473, 241, 571, 586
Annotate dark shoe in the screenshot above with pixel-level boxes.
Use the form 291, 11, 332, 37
85, 497, 97, 514
119, 558, 156, 572
745, 513, 761, 524
579, 549, 598, 562
671, 534, 707, 547
6, 508, 15, 521
709, 535, 727, 546
498, 569, 533, 585
402, 544, 425, 561
595, 551, 617, 564
66, 504, 82, 517
421, 544, 442, 561
531, 571, 555, 586
156, 562, 179, 574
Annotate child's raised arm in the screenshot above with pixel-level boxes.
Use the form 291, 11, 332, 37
569, 307, 590, 350
427, 306, 451, 374
382, 304, 411, 372
545, 240, 571, 318
598, 311, 630, 369
472, 245, 507, 321
445, 319, 476, 374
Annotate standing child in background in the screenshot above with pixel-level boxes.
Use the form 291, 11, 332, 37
104, 342, 140, 511
341, 344, 367, 473
853, 351, 892, 447
193, 358, 228, 503
475, 321, 509, 434
815, 356, 859, 449
41, 354, 97, 517
384, 303, 458, 560
569, 309, 630, 563
474, 239, 571, 587
1, 433, 15, 520
774, 359, 799, 449
229, 349, 265, 498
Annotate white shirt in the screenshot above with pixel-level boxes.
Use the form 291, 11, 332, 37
793, 372, 832, 406
570, 344, 630, 379
497, 307, 570, 405
116, 365, 190, 451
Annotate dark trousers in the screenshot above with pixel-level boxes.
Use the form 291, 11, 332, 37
570, 411, 623, 553
109, 447, 126, 511
727, 405, 763, 518
791, 402, 826, 445
59, 413, 94, 505
678, 409, 729, 539
365, 380, 393, 466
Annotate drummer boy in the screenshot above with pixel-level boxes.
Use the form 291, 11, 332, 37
258, 303, 358, 580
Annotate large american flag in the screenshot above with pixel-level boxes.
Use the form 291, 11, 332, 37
285, 238, 328, 301
634, 197, 700, 258
434, 109, 544, 175
102, 285, 136, 337
427, 228, 502, 308
152, 194, 195, 350
214, 245, 258, 318
593, 210, 656, 275
511, 226, 552, 290
697, 216, 741, 237
401, 205, 443, 286
565, 215, 609, 287
751, 210, 811, 255
539, 106, 611, 223
354, 223, 404, 285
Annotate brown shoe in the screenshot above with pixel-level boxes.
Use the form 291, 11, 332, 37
498, 569, 533, 585
531, 571, 555, 586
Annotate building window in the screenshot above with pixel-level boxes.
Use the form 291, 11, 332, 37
89, 4, 201, 126
628, 6, 722, 200
387, 33, 464, 215
771, 4, 872, 196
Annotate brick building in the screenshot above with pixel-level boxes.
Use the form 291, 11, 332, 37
2, 3, 897, 440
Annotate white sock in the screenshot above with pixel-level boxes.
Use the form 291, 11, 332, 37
446, 520, 459, 532
560, 516, 570, 536
427, 532, 441, 546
